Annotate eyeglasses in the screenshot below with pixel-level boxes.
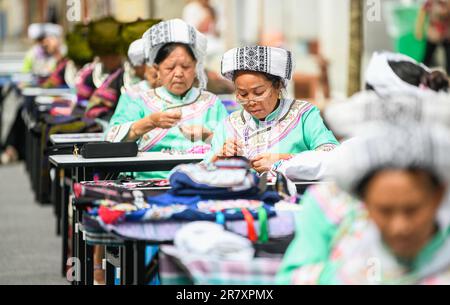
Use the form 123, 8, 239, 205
236, 87, 273, 105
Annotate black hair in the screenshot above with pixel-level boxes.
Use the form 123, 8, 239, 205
154, 42, 196, 65
356, 166, 443, 199
365, 83, 375, 91
232, 70, 286, 90
388, 60, 449, 92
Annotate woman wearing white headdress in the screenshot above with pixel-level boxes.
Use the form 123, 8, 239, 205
122, 38, 159, 93
204, 46, 339, 174
277, 94, 450, 285
281, 123, 450, 285
23, 23, 64, 76
105, 19, 229, 179
271, 51, 450, 181
365, 51, 448, 96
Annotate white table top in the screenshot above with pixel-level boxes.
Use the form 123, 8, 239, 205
0, 60, 23, 75
50, 133, 105, 144
35, 94, 76, 105
0, 52, 26, 60
49, 151, 205, 168
22, 87, 73, 97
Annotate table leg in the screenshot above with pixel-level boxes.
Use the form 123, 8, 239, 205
105, 246, 117, 285
85, 242, 94, 285
61, 168, 68, 278
53, 167, 62, 236
121, 241, 134, 285
133, 241, 146, 285
77, 208, 86, 285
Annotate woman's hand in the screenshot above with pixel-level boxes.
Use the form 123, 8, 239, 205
148, 110, 181, 129
179, 125, 213, 142
127, 110, 181, 141
212, 139, 244, 161
251, 153, 292, 173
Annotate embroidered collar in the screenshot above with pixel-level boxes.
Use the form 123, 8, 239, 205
154, 86, 202, 107
243, 98, 294, 130
93, 62, 110, 88
394, 225, 449, 272
64, 60, 78, 89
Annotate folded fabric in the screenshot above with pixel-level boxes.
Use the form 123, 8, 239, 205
92, 195, 277, 224
98, 205, 126, 224
159, 246, 281, 285
169, 166, 260, 198
100, 210, 296, 242
147, 193, 202, 207
137, 196, 276, 222
174, 222, 255, 261
49, 107, 73, 117
170, 161, 255, 187
74, 183, 141, 203
74, 179, 169, 203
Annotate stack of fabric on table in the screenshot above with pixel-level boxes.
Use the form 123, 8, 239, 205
74, 158, 299, 244
73, 160, 300, 285
159, 221, 288, 285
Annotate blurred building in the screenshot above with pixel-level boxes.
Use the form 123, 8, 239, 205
0, 0, 432, 99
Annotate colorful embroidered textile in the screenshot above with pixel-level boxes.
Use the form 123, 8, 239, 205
159, 245, 282, 285
98, 210, 296, 242
85, 67, 125, 120
88, 196, 276, 225
168, 162, 260, 197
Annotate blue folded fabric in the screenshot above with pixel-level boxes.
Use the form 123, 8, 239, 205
147, 193, 202, 206
147, 190, 281, 206
169, 171, 261, 198
169, 205, 276, 221
122, 202, 276, 222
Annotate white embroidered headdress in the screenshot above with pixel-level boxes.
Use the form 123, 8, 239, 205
365, 51, 432, 97
142, 19, 208, 89
127, 39, 145, 67
221, 46, 294, 86
329, 123, 450, 199
324, 91, 450, 138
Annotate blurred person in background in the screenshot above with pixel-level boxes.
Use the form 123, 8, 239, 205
122, 38, 160, 97
41, 23, 94, 89
182, 0, 234, 94
366, 51, 449, 96
22, 23, 64, 77
1, 23, 65, 165
72, 17, 126, 122
277, 89, 450, 284
120, 18, 162, 91
279, 123, 450, 285
416, 0, 450, 74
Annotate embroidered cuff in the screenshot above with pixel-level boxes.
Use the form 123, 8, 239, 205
315, 143, 337, 152
105, 121, 134, 143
